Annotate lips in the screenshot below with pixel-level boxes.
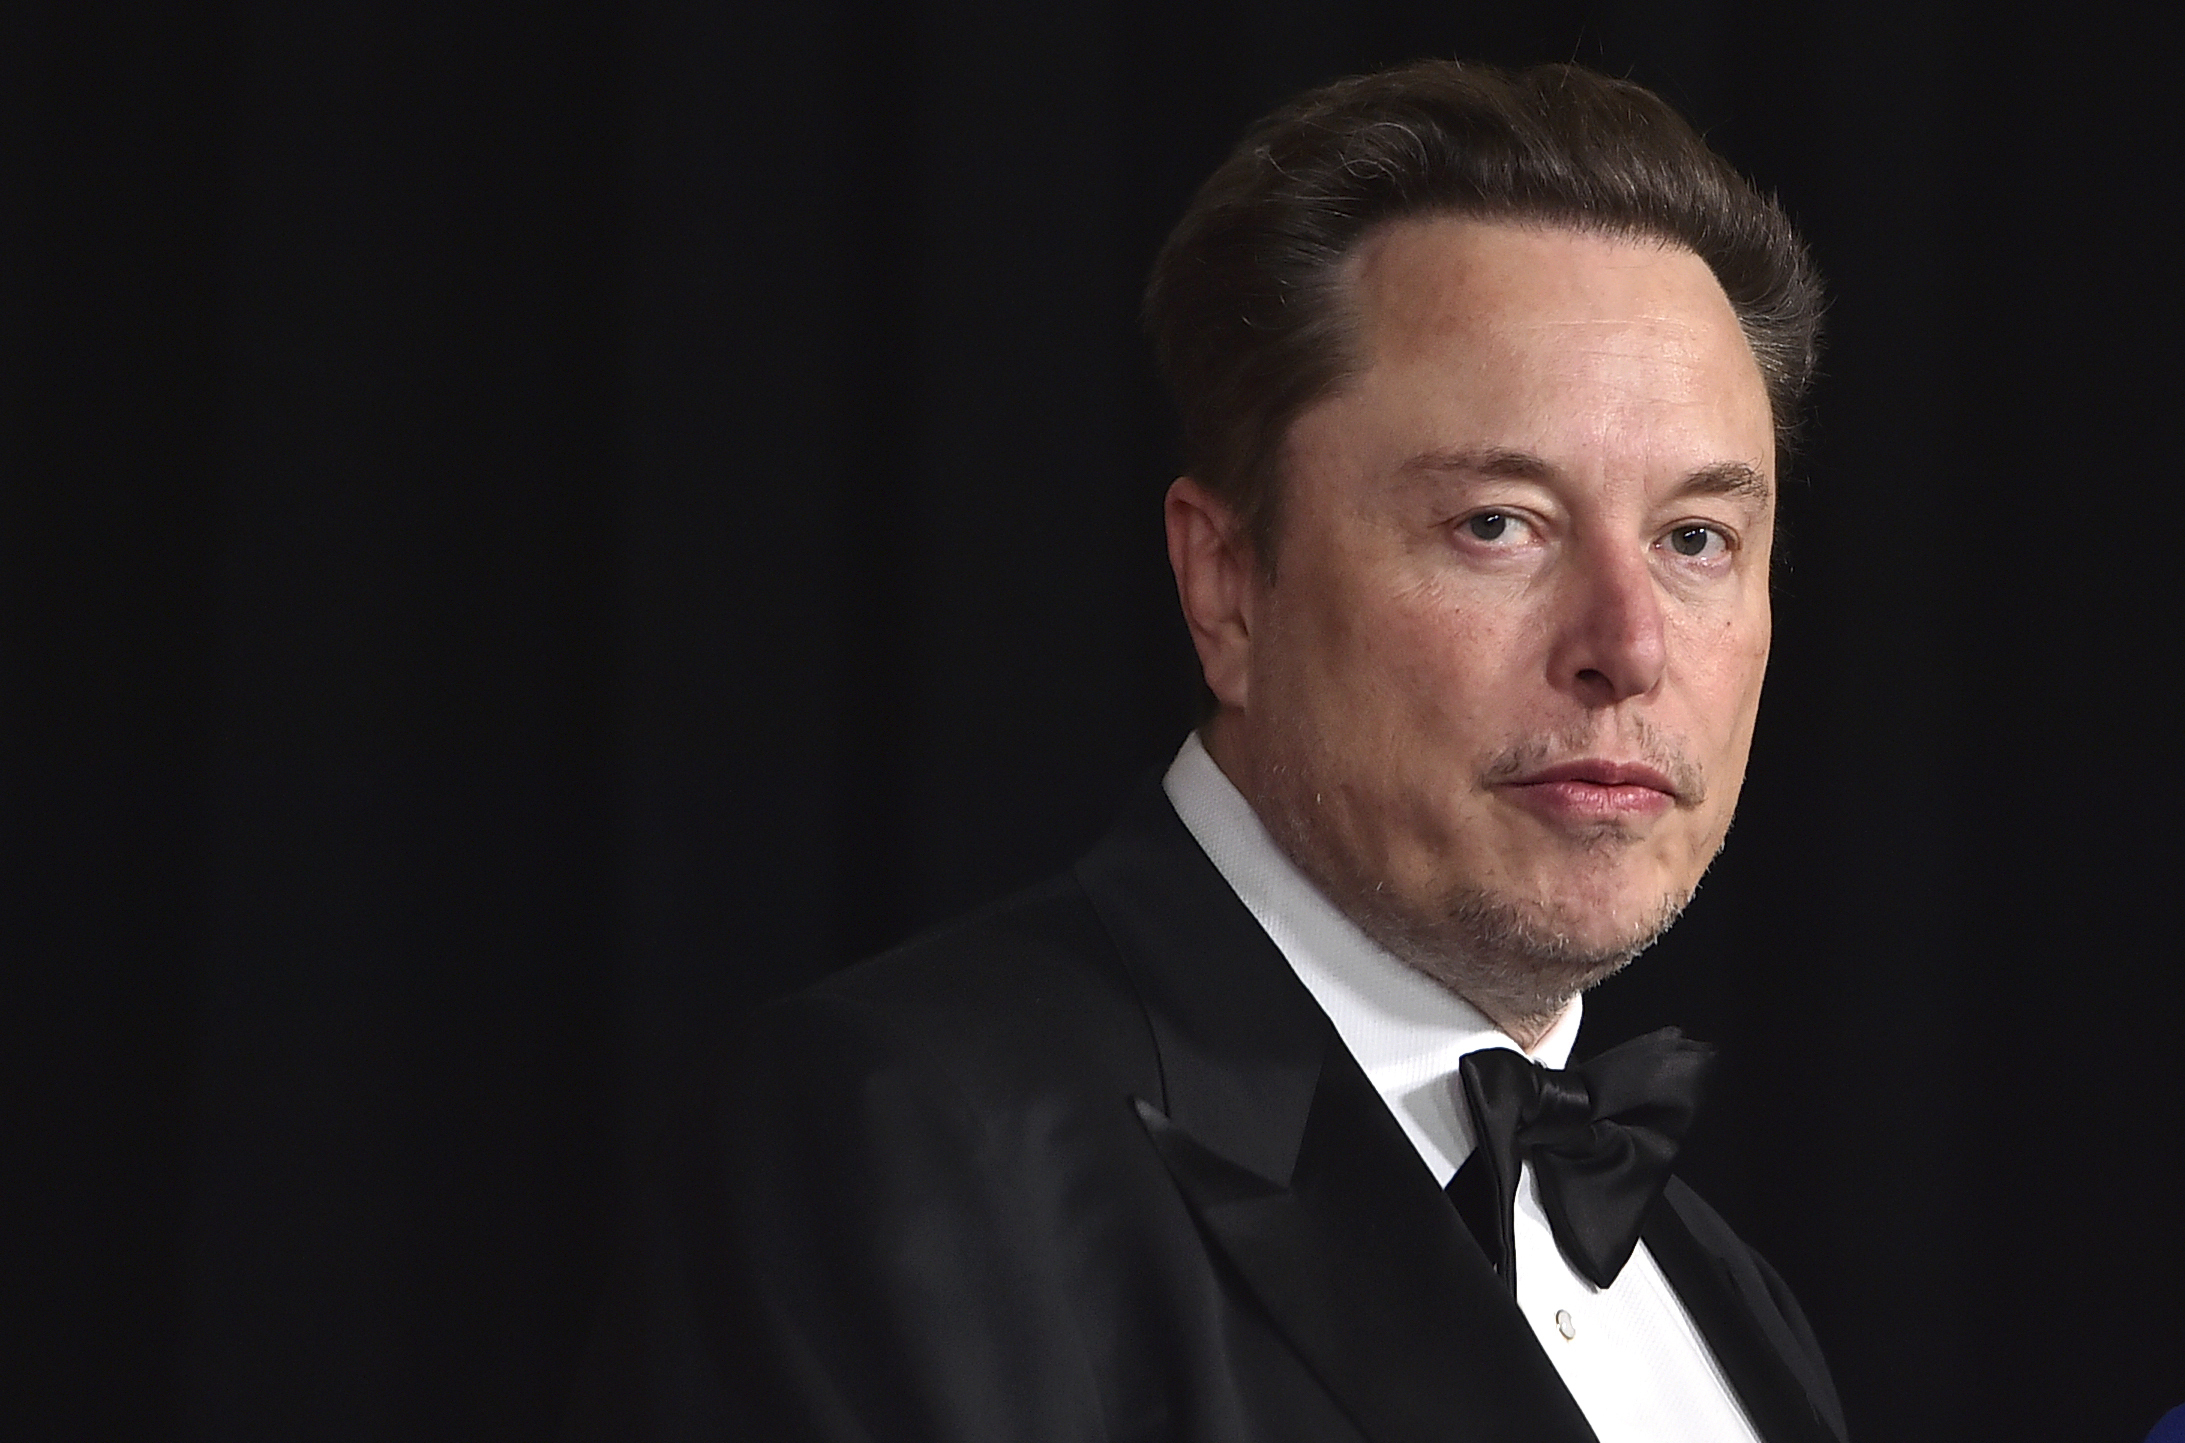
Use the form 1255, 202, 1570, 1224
1497, 758, 1681, 824
1512, 759, 1679, 793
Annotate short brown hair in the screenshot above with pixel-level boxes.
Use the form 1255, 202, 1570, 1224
1143, 60, 1824, 560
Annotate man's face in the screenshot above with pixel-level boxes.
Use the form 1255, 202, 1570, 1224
1180, 217, 1776, 1030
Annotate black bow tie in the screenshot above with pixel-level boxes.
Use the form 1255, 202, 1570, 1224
1444, 1027, 1714, 1291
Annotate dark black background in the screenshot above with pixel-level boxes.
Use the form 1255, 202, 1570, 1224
9, 2, 2181, 1439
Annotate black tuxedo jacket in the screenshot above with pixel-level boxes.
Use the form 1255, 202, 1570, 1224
585, 782, 1848, 1442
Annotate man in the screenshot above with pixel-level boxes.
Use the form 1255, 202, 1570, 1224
590, 59, 1844, 1442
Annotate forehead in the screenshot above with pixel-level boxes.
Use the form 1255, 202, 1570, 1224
1343, 217, 1746, 364
1297, 216, 1773, 490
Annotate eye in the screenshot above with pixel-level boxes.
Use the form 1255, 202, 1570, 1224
1662, 524, 1729, 560
1461, 511, 1524, 543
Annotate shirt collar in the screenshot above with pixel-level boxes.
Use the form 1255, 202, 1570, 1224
1162, 731, 1580, 1184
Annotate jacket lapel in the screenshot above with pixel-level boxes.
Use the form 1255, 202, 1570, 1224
1642, 1185, 1847, 1443
1077, 783, 1596, 1443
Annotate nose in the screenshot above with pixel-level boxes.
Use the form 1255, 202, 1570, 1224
1548, 542, 1667, 706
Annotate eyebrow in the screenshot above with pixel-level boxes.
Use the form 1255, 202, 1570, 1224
1399, 446, 1554, 481
1398, 447, 1773, 504
1678, 460, 1773, 504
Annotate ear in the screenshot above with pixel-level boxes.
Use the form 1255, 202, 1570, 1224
1164, 477, 1259, 711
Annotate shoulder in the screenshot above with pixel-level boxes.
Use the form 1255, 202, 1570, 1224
648, 874, 1182, 1442
811, 871, 1132, 1032
722, 868, 1164, 1145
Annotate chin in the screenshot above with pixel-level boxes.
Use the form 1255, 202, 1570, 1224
1497, 842, 1687, 926
1545, 907, 1679, 963
1261, 795, 1694, 1027
1465, 880, 1685, 962
1343, 877, 1685, 1034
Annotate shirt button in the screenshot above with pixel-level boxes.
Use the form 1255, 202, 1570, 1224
1555, 1310, 1576, 1340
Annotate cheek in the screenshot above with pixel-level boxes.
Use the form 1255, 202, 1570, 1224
1727, 609, 1772, 712
1345, 585, 1524, 752
1262, 549, 1384, 686
1676, 610, 1771, 752
1259, 533, 1534, 761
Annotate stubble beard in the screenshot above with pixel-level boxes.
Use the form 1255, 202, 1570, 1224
1331, 861, 1690, 1044
1243, 724, 1716, 1044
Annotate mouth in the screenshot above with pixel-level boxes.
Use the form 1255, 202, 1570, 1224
1495, 758, 1683, 824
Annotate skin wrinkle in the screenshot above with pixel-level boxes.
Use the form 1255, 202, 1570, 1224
1167, 217, 1775, 1049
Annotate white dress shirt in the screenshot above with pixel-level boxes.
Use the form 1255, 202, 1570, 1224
1164, 733, 1762, 1442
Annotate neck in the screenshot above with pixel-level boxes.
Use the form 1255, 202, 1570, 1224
1467, 998, 1566, 1054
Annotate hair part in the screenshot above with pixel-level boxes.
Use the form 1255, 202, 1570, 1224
1143, 60, 1825, 567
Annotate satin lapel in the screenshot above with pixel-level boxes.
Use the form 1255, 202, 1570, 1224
1074, 782, 1322, 1185
1641, 1188, 1845, 1443
1078, 784, 1596, 1443
1138, 1048, 1598, 1443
